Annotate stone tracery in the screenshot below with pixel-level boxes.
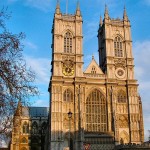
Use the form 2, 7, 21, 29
86, 89, 107, 132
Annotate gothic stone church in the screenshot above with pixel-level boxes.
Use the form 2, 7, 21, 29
11, 2, 145, 150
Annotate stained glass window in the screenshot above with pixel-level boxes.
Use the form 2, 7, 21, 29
32, 121, 38, 134
22, 122, 29, 134
64, 32, 72, 53
86, 89, 107, 132
114, 36, 123, 57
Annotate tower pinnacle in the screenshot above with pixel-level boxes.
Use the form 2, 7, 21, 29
55, 0, 61, 14
123, 6, 128, 21
104, 4, 109, 19
76, 1, 81, 16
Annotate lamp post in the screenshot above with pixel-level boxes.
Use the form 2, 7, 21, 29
68, 109, 72, 150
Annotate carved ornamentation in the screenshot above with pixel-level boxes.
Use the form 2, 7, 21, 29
118, 115, 128, 128
114, 58, 126, 69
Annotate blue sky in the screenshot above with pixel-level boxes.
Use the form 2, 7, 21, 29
1, 0, 150, 142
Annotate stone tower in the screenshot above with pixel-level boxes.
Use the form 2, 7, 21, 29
97, 6, 144, 144
49, 3, 144, 150
49, 1, 84, 150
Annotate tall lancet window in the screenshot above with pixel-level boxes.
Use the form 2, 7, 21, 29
63, 89, 73, 102
86, 89, 107, 132
64, 32, 72, 53
114, 36, 123, 57
22, 122, 29, 134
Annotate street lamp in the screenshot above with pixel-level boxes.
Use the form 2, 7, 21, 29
68, 109, 72, 150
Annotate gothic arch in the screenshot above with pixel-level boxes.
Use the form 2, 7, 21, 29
62, 29, 74, 37
119, 130, 129, 144
41, 122, 47, 134
112, 34, 124, 40
22, 121, 29, 134
63, 88, 73, 102
114, 35, 124, 57
85, 87, 106, 100
21, 137, 27, 143
32, 121, 38, 134
63, 30, 74, 53
85, 89, 107, 132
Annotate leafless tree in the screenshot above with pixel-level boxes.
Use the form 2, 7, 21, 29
0, 8, 39, 136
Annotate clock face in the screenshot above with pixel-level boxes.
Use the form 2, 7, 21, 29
115, 68, 125, 79
62, 60, 74, 76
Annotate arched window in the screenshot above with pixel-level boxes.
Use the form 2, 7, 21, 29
22, 122, 29, 134
91, 66, 96, 74
21, 137, 27, 143
64, 32, 72, 53
114, 36, 123, 57
119, 131, 129, 144
41, 122, 47, 135
32, 121, 38, 134
64, 89, 73, 102
86, 89, 107, 132
118, 90, 126, 103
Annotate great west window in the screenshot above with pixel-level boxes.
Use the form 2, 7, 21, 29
86, 89, 107, 132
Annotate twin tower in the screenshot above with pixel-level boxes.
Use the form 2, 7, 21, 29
49, 2, 144, 150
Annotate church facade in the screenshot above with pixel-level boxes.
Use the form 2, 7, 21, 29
49, 2, 144, 150
10, 102, 49, 150
10, 2, 145, 150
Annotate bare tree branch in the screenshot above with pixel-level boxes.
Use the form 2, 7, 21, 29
0, 8, 39, 136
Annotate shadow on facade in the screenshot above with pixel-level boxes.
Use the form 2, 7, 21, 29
50, 130, 150, 150
50, 129, 115, 150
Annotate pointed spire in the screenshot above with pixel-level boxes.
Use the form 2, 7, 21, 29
104, 4, 109, 19
92, 55, 94, 60
76, 0, 81, 16
123, 6, 128, 21
77, 0, 80, 11
15, 100, 22, 116
105, 4, 108, 14
100, 16, 103, 27
55, 0, 61, 14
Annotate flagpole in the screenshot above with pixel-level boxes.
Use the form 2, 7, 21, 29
66, 0, 68, 14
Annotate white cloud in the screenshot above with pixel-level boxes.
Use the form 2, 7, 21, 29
133, 40, 150, 141
25, 56, 51, 85
134, 40, 150, 80
24, 41, 38, 50
144, 0, 150, 5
